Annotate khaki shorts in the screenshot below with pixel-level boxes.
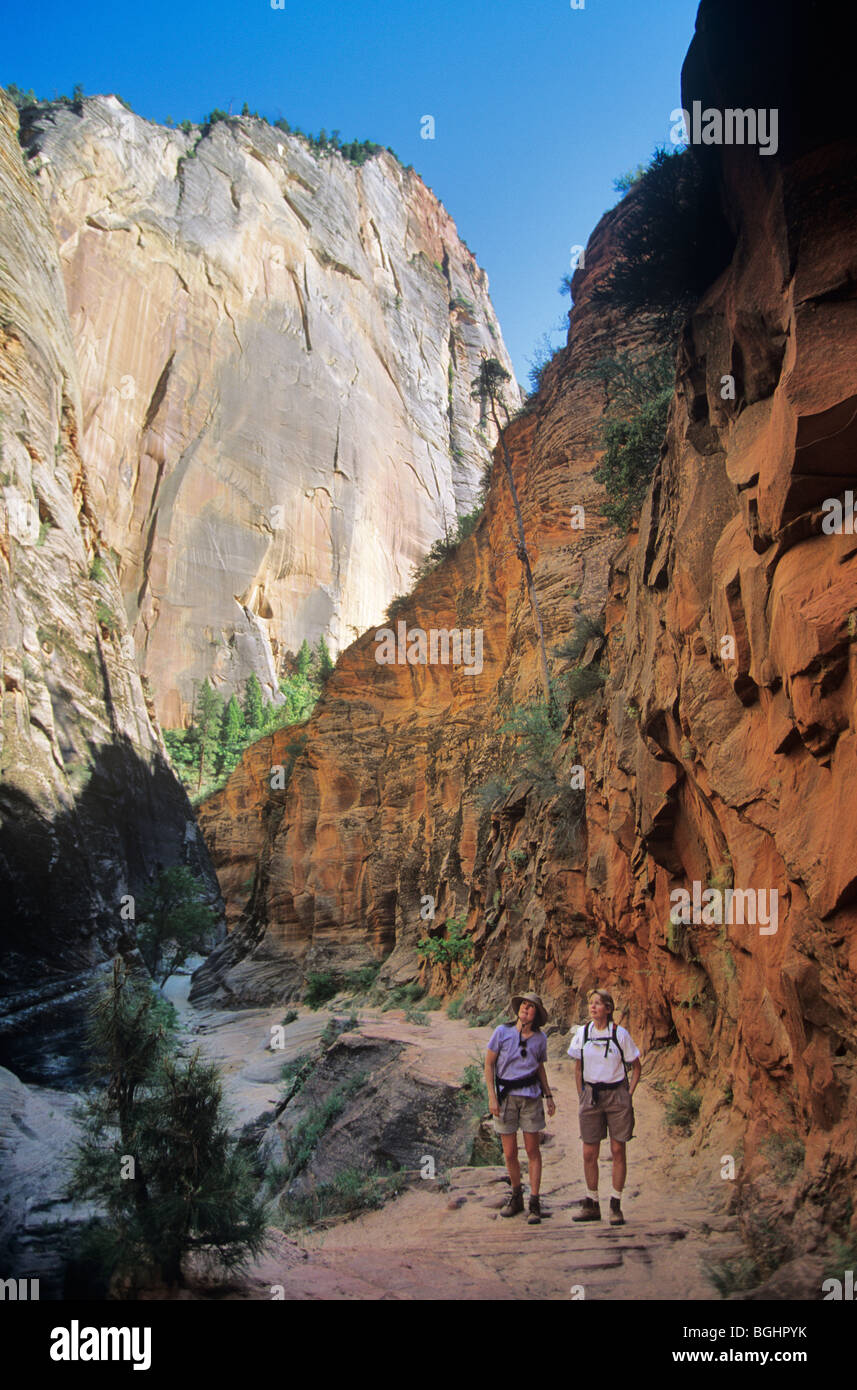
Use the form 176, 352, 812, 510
578, 1081, 634, 1143
493, 1093, 546, 1135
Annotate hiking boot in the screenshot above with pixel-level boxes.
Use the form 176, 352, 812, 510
500, 1186, 525, 1217
572, 1197, 601, 1222
527, 1195, 541, 1225
609, 1197, 625, 1226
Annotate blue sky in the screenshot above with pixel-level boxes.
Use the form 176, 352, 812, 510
3, 0, 699, 383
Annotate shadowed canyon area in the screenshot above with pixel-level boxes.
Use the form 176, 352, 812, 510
1, 0, 855, 1306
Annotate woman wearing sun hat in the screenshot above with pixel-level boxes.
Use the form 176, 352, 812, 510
484, 991, 556, 1225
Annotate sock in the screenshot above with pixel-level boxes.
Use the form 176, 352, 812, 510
611, 1188, 623, 1201
586, 1188, 599, 1202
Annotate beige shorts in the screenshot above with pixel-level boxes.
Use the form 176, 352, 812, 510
578, 1081, 634, 1143
494, 1093, 546, 1135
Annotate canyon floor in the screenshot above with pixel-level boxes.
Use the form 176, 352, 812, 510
165, 979, 746, 1302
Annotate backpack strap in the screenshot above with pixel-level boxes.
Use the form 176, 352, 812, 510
581, 1022, 625, 1092
581, 1021, 590, 1089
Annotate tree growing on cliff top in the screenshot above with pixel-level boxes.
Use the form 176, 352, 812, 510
5, 83, 38, 109
67, 960, 268, 1291
471, 354, 551, 705
591, 146, 733, 342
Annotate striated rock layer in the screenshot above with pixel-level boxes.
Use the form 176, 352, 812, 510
19, 98, 516, 725
196, 1, 857, 1241
0, 92, 219, 1078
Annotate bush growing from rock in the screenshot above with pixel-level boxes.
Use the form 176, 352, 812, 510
304, 971, 340, 1009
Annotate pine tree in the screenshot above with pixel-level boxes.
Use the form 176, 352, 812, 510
317, 634, 334, 681
162, 727, 201, 792
296, 638, 312, 678
195, 678, 224, 791
220, 694, 246, 774
243, 672, 264, 733
136, 866, 217, 987
67, 961, 268, 1290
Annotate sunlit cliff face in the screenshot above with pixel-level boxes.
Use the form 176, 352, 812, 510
23, 95, 517, 725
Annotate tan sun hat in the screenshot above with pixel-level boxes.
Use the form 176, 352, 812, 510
510, 991, 548, 1028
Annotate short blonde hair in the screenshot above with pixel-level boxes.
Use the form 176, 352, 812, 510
587, 989, 615, 1021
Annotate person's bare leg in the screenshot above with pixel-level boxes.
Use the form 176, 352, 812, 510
523, 1131, 542, 1196
583, 1141, 600, 1192
501, 1132, 521, 1188
610, 1138, 626, 1192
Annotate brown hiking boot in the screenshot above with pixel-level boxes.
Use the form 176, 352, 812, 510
500, 1186, 525, 1217
527, 1195, 542, 1225
609, 1197, 625, 1225
572, 1197, 601, 1222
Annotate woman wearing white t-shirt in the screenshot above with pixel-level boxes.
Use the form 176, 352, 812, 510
567, 989, 641, 1225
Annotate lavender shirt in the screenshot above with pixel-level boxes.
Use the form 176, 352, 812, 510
487, 1024, 547, 1098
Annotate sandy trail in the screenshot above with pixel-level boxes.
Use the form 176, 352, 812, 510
174, 988, 746, 1302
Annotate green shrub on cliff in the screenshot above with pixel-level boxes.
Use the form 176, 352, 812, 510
613, 163, 647, 194
594, 392, 672, 530
95, 599, 120, 635
584, 348, 675, 531
496, 693, 567, 793
564, 664, 607, 700
527, 332, 563, 395
5, 83, 38, 109
553, 613, 605, 664
592, 145, 733, 340
410, 504, 485, 585
417, 915, 474, 989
